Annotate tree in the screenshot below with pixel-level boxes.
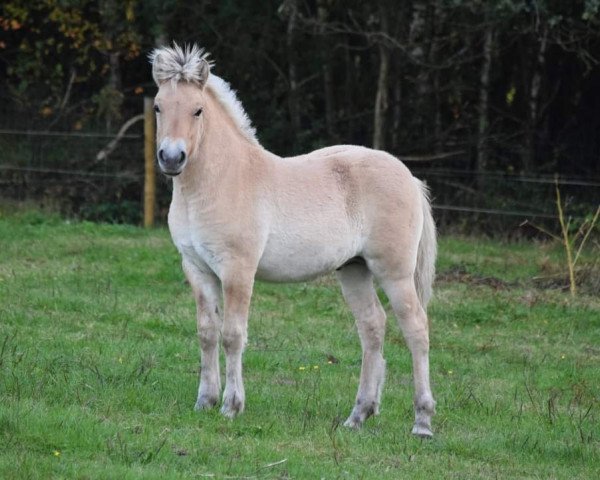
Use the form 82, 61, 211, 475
0, 0, 141, 131
372, 2, 390, 150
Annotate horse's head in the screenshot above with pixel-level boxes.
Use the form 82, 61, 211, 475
150, 44, 211, 177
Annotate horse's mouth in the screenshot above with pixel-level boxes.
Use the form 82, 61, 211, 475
161, 169, 182, 177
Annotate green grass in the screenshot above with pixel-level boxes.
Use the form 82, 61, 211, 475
0, 209, 598, 479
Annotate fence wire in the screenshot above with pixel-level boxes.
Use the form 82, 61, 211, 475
1, 126, 598, 228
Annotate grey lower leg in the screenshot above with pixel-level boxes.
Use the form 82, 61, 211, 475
195, 314, 222, 410
381, 277, 435, 438
337, 264, 387, 428
183, 263, 222, 411
405, 328, 435, 437
220, 277, 253, 418
221, 322, 246, 417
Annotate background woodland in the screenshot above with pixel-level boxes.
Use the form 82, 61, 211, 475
1, 0, 599, 228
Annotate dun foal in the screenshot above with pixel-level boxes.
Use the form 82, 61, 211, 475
150, 44, 437, 437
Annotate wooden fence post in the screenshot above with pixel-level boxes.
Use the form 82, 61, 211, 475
143, 97, 156, 227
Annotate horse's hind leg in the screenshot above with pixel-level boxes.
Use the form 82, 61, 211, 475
379, 275, 435, 438
337, 263, 387, 428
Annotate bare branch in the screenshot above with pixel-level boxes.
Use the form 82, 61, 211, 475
400, 150, 466, 162
573, 205, 600, 267
96, 114, 144, 162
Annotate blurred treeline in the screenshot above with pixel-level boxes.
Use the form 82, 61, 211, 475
1, 0, 599, 227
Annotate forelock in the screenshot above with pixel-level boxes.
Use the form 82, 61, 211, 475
149, 43, 212, 86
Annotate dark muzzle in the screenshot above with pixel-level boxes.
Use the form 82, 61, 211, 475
158, 149, 186, 176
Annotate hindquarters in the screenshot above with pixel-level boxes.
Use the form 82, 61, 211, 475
344, 168, 437, 436
360, 163, 435, 293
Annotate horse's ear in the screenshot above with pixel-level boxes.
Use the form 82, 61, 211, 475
151, 50, 169, 86
196, 57, 210, 89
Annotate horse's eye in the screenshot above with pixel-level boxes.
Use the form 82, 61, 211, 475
153, 105, 160, 113
194, 108, 203, 117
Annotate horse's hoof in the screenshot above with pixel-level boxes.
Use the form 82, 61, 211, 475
411, 424, 433, 438
220, 404, 242, 418
194, 395, 218, 411
343, 415, 363, 429
220, 392, 244, 418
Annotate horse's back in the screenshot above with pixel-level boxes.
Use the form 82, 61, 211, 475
255, 145, 422, 282
284, 145, 421, 222
291, 144, 415, 189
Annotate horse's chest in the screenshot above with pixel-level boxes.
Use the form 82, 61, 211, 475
169, 216, 224, 274
179, 237, 218, 272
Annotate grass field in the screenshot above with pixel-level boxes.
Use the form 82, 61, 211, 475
0, 209, 598, 479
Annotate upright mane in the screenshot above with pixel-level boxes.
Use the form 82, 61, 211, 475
150, 43, 259, 145
206, 75, 258, 145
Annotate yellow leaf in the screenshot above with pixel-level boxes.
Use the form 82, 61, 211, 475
506, 85, 516, 106
126, 3, 135, 22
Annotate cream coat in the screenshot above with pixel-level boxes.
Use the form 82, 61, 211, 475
151, 44, 436, 436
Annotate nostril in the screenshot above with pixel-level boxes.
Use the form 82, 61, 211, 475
157, 145, 185, 172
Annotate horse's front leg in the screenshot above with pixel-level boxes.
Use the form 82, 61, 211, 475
183, 261, 223, 411
220, 270, 255, 418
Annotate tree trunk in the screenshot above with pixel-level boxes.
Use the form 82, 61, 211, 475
373, 10, 389, 150
344, 47, 356, 141
429, 1, 444, 153
391, 77, 402, 151
523, 26, 548, 173
409, 0, 428, 96
408, 0, 429, 142
317, 0, 336, 142
477, 25, 494, 189
108, 51, 121, 92
284, 0, 301, 141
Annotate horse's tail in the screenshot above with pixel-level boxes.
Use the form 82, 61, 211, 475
414, 179, 437, 311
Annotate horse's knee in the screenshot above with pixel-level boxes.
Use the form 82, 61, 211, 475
198, 327, 219, 350
197, 308, 221, 348
222, 325, 246, 352
403, 326, 430, 353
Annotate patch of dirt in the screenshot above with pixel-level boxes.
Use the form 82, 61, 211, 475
436, 266, 515, 290
438, 264, 600, 296
532, 265, 600, 296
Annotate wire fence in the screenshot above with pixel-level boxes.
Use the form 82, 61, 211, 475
413, 165, 599, 233
1, 125, 599, 231
0, 122, 149, 223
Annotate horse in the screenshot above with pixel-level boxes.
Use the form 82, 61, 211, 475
149, 43, 437, 437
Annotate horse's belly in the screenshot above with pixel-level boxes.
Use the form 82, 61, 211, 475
256, 232, 359, 282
